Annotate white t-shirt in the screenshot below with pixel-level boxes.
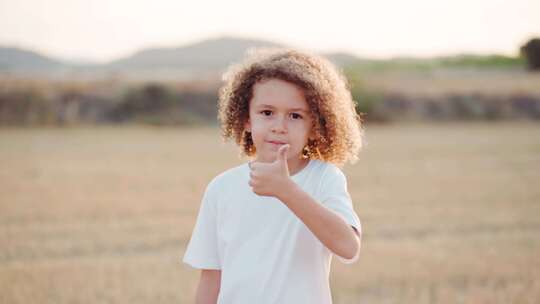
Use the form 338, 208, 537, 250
182, 159, 362, 304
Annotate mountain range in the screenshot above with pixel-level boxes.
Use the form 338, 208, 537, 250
0, 36, 362, 80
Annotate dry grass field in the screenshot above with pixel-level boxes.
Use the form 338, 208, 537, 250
1, 121, 539, 303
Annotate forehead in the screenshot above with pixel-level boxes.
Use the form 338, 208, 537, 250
251, 78, 309, 111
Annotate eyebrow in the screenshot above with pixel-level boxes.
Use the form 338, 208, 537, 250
256, 104, 308, 113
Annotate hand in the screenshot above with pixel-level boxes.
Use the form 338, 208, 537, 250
248, 144, 293, 197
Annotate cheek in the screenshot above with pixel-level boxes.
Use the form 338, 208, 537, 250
249, 120, 266, 142
293, 121, 312, 137
289, 130, 311, 150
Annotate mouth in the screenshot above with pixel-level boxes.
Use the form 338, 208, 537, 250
266, 140, 287, 145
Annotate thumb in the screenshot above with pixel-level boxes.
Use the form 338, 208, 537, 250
277, 144, 289, 163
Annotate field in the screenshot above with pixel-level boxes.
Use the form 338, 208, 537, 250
1, 122, 539, 303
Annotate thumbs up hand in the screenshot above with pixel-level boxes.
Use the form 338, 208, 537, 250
248, 144, 293, 198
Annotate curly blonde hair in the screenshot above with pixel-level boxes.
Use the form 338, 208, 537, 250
218, 47, 364, 167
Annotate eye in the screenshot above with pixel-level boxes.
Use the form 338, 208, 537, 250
260, 110, 272, 116
290, 113, 303, 119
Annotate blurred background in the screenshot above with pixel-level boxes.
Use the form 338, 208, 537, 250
1, 0, 539, 303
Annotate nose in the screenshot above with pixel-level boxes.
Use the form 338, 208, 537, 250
271, 115, 287, 133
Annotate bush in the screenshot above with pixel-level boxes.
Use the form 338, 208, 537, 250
344, 68, 387, 122
520, 38, 540, 71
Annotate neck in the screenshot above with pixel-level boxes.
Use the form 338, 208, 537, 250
288, 158, 310, 176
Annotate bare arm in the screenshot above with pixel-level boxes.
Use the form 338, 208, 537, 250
195, 269, 221, 304
277, 181, 361, 260
247, 146, 360, 261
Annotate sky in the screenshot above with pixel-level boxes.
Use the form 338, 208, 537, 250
1, 0, 539, 63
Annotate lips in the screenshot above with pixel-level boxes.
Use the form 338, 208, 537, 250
266, 140, 287, 145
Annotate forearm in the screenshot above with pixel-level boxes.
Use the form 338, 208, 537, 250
277, 181, 360, 260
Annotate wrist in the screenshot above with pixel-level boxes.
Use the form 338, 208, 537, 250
276, 178, 299, 203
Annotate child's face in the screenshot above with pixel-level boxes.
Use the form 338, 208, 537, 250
244, 78, 313, 163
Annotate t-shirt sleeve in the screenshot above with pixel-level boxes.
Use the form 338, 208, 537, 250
182, 180, 221, 270
319, 166, 362, 264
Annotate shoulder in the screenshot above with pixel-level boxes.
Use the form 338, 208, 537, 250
310, 160, 350, 200
311, 159, 347, 182
205, 162, 249, 195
